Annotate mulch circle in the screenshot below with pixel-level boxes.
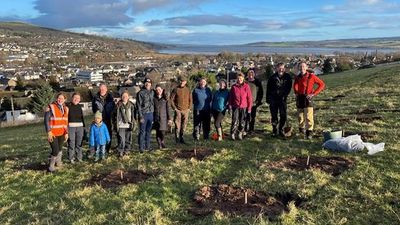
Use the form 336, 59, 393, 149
267, 156, 354, 176
172, 148, 215, 161
189, 184, 305, 218
18, 162, 49, 171
87, 169, 157, 189
344, 131, 378, 142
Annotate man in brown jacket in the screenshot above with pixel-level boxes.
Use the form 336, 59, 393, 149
170, 76, 192, 144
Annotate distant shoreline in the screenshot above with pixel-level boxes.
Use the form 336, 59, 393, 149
159, 45, 399, 55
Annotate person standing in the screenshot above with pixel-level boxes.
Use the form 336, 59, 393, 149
136, 78, 154, 152
245, 69, 263, 134
228, 73, 253, 140
153, 84, 172, 149
192, 77, 213, 141
266, 63, 292, 137
114, 91, 136, 157
211, 79, 229, 141
89, 111, 110, 161
92, 83, 115, 152
44, 93, 69, 172
294, 62, 325, 139
170, 76, 192, 144
67, 92, 85, 163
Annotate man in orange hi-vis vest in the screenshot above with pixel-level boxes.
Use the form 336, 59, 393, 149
44, 93, 69, 172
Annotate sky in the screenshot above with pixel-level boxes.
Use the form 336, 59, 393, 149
1, 0, 400, 45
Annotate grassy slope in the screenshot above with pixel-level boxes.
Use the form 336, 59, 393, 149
0, 64, 399, 225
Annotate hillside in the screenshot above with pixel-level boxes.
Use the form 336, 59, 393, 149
0, 64, 399, 224
0, 22, 155, 54
245, 37, 400, 49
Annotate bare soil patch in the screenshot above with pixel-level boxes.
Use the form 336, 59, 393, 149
0, 154, 28, 162
190, 184, 304, 218
173, 148, 215, 161
344, 131, 378, 142
87, 169, 157, 188
17, 162, 48, 171
267, 156, 354, 176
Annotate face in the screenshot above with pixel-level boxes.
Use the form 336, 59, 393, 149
219, 80, 226, 89
180, 80, 187, 87
99, 84, 107, 96
277, 65, 285, 75
300, 63, 308, 74
144, 82, 152, 90
95, 117, 102, 124
155, 86, 163, 96
247, 71, 255, 80
72, 94, 80, 105
199, 79, 206, 88
56, 95, 65, 105
121, 93, 129, 102
237, 76, 244, 84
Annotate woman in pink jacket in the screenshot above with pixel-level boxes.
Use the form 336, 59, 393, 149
228, 73, 253, 140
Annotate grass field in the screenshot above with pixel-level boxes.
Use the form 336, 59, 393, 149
0, 64, 399, 225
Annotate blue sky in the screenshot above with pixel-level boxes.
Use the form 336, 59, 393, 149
1, 0, 400, 44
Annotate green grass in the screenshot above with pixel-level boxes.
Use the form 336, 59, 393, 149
1, 64, 400, 224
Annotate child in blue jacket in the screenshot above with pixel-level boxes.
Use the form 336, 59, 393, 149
89, 111, 110, 161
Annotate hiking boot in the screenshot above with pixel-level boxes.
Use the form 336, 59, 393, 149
272, 126, 278, 137
48, 156, 57, 172
118, 152, 124, 158
179, 137, 186, 144
70, 159, 76, 164
55, 152, 63, 168
299, 128, 305, 135
238, 132, 243, 140
217, 128, 223, 141
231, 133, 236, 140
306, 130, 313, 139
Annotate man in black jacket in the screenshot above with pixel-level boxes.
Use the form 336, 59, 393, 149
92, 83, 115, 152
266, 63, 292, 137
245, 69, 263, 134
136, 78, 154, 152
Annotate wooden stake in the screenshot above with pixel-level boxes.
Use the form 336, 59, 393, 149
306, 155, 310, 167
244, 191, 248, 204
194, 148, 197, 157
120, 170, 124, 180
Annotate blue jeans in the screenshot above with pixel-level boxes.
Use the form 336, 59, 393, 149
138, 113, 153, 151
95, 145, 106, 159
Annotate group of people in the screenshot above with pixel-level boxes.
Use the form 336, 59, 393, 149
44, 62, 325, 172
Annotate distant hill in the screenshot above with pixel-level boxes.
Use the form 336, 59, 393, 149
244, 37, 400, 49
0, 21, 157, 54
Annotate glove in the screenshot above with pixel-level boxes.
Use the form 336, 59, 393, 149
139, 118, 145, 124
47, 131, 55, 143
64, 133, 68, 143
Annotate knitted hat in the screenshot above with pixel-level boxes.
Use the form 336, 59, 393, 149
143, 78, 152, 84
94, 111, 102, 120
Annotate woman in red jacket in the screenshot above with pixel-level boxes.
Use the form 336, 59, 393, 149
293, 62, 325, 139
228, 73, 253, 140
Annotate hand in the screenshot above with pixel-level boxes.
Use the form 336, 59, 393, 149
140, 118, 145, 124
168, 120, 173, 126
47, 131, 55, 143
64, 133, 68, 142
248, 110, 251, 114
306, 94, 314, 101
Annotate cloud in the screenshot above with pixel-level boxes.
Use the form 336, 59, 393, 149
175, 29, 193, 34
30, 0, 133, 29
133, 26, 148, 33
128, 0, 209, 14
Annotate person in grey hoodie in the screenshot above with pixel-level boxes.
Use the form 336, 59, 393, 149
192, 77, 213, 141
136, 78, 154, 152
114, 91, 136, 157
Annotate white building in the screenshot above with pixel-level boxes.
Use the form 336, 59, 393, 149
75, 69, 103, 83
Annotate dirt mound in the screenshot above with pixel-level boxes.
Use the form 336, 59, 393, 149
18, 162, 48, 171
173, 148, 215, 161
344, 131, 378, 142
381, 109, 400, 112
317, 95, 346, 102
329, 115, 382, 124
190, 184, 304, 218
87, 169, 157, 188
267, 156, 354, 176
314, 106, 330, 111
